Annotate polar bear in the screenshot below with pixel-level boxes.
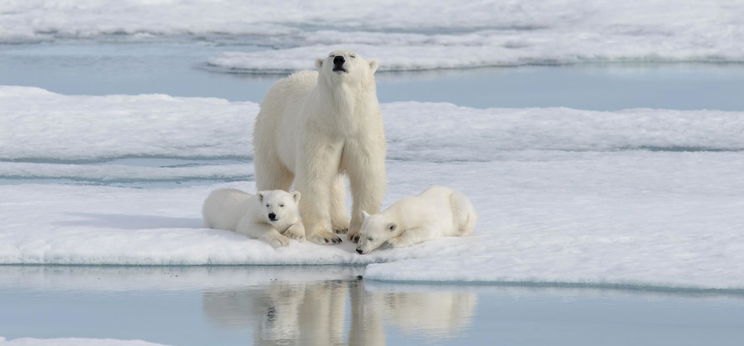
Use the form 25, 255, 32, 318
355, 186, 477, 254
202, 188, 304, 247
253, 49, 386, 245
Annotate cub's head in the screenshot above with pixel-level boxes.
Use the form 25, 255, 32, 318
315, 49, 379, 86
256, 190, 301, 230
355, 211, 401, 255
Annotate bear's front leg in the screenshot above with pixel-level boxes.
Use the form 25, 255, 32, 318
281, 222, 306, 241
344, 141, 386, 243
385, 229, 420, 249
238, 222, 290, 248
329, 175, 351, 235
296, 140, 343, 245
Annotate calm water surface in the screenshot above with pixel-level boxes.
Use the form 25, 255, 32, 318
1, 266, 743, 346
2, 41, 744, 110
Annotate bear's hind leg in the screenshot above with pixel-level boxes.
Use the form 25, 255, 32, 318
255, 152, 294, 191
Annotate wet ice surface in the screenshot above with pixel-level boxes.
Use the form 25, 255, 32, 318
1, 266, 743, 346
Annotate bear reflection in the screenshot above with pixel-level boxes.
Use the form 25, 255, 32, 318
202, 279, 475, 345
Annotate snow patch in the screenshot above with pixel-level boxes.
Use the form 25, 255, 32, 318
2, 86, 744, 163
0, 337, 167, 346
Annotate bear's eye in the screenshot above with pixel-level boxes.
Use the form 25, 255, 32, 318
368, 237, 373, 241
329, 54, 335, 58
350, 55, 356, 59
266, 204, 270, 208
279, 204, 285, 208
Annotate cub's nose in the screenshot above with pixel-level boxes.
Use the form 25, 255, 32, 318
268, 213, 277, 221
333, 56, 345, 65
356, 248, 364, 254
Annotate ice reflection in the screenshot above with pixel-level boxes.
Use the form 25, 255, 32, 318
202, 278, 476, 345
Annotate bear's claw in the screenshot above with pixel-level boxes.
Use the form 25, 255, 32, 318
349, 233, 361, 244
310, 231, 342, 245
334, 228, 349, 235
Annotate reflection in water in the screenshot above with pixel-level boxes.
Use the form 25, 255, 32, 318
202, 278, 476, 345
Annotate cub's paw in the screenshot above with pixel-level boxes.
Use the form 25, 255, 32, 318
282, 224, 306, 241
348, 231, 361, 244
263, 233, 290, 248
310, 230, 342, 245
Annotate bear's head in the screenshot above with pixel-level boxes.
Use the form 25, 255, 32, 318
256, 190, 302, 231
315, 49, 379, 86
355, 210, 402, 254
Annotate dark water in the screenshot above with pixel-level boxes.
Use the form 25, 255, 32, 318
2, 41, 744, 110
1, 266, 743, 346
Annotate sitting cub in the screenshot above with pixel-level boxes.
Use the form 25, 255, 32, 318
203, 188, 305, 247
355, 186, 477, 254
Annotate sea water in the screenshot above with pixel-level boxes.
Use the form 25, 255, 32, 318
1, 266, 743, 346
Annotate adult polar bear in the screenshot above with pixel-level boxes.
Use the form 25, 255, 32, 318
254, 49, 386, 245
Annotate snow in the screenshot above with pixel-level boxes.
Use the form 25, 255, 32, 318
0, 337, 167, 346
3, 86, 744, 162
0, 1, 742, 69
1, 86, 744, 290
0, 86, 254, 160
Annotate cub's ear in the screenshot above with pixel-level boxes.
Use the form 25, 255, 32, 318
368, 60, 379, 74
292, 191, 301, 203
361, 210, 370, 220
315, 58, 323, 69
387, 223, 397, 232
257, 192, 265, 202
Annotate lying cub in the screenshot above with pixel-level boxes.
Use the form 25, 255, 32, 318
355, 185, 477, 254
203, 188, 305, 247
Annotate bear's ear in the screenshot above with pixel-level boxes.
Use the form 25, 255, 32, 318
315, 58, 323, 70
368, 60, 379, 74
257, 192, 264, 202
361, 210, 370, 220
386, 223, 397, 232
292, 191, 301, 203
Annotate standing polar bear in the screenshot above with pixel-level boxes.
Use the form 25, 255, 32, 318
254, 49, 386, 245
355, 186, 477, 254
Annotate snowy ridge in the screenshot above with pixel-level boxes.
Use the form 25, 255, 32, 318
2, 86, 744, 164
0, 337, 167, 346
0, 266, 364, 292
0, 161, 250, 184
0, 1, 743, 69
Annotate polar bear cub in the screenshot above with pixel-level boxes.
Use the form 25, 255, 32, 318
355, 186, 477, 254
203, 188, 305, 248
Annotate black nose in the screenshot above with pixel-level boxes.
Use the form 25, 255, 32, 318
333, 56, 345, 65
356, 248, 363, 254
268, 213, 277, 221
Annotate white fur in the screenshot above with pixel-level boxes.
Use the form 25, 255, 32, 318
253, 49, 386, 245
202, 188, 304, 248
356, 186, 477, 254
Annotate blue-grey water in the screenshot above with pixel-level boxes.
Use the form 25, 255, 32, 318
1, 266, 743, 346
3, 40, 744, 345
2, 41, 744, 110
